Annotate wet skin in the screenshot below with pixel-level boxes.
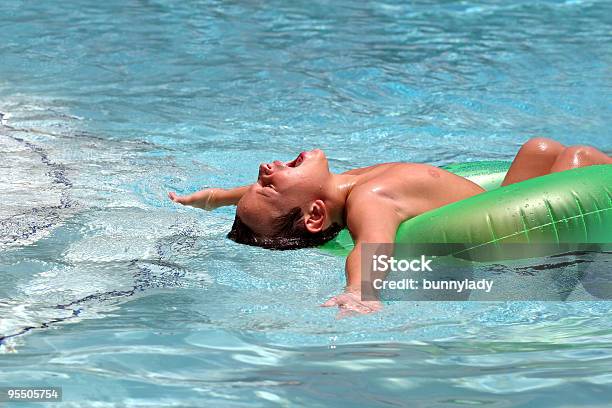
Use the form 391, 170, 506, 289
171, 149, 485, 315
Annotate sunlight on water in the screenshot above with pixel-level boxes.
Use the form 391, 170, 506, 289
1, 0, 611, 406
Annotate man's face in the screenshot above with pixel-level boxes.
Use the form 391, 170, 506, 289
236, 149, 331, 236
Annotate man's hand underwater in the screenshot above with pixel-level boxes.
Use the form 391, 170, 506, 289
321, 291, 382, 318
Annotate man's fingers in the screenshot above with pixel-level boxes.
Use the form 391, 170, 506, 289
356, 301, 381, 314
168, 192, 189, 205
321, 297, 339, 307
169, 192, 185, 203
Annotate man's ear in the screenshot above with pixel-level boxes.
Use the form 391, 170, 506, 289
304, 199, 327, 233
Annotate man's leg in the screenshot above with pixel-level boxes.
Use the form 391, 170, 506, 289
501, 137, 565, 186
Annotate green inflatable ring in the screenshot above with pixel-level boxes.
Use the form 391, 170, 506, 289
320, 162, 612, 260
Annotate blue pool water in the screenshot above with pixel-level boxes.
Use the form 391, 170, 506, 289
1, 0, 611, 406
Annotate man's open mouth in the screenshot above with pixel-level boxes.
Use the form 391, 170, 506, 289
287, 152, 305, 168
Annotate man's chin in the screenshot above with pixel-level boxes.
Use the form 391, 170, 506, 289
307, 148, 325, 161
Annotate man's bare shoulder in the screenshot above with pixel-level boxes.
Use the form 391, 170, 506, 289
344, 188, 404, 240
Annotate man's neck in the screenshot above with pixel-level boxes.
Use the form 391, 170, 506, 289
324, 173, 358, 226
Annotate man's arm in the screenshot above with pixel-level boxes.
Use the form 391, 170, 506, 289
168, 185, 251, 210
322, 194, 402, 315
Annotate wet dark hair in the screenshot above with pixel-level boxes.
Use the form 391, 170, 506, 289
227, 207, 343, 250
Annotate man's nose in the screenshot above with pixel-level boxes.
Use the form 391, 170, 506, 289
259, 163, 272, 175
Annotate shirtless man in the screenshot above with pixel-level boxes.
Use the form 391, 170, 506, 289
168, 138, 611, 314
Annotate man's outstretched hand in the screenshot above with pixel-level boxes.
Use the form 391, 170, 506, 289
321, 291, 382, 318
168, 189, 220, 210
169, 185, 251, 210
168, 191, 191, 205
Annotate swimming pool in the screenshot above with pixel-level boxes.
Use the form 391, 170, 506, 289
1, 0, 611, 406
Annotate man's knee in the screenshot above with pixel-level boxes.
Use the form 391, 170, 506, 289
519, 137, 564, 158
562, 146, 598, 161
